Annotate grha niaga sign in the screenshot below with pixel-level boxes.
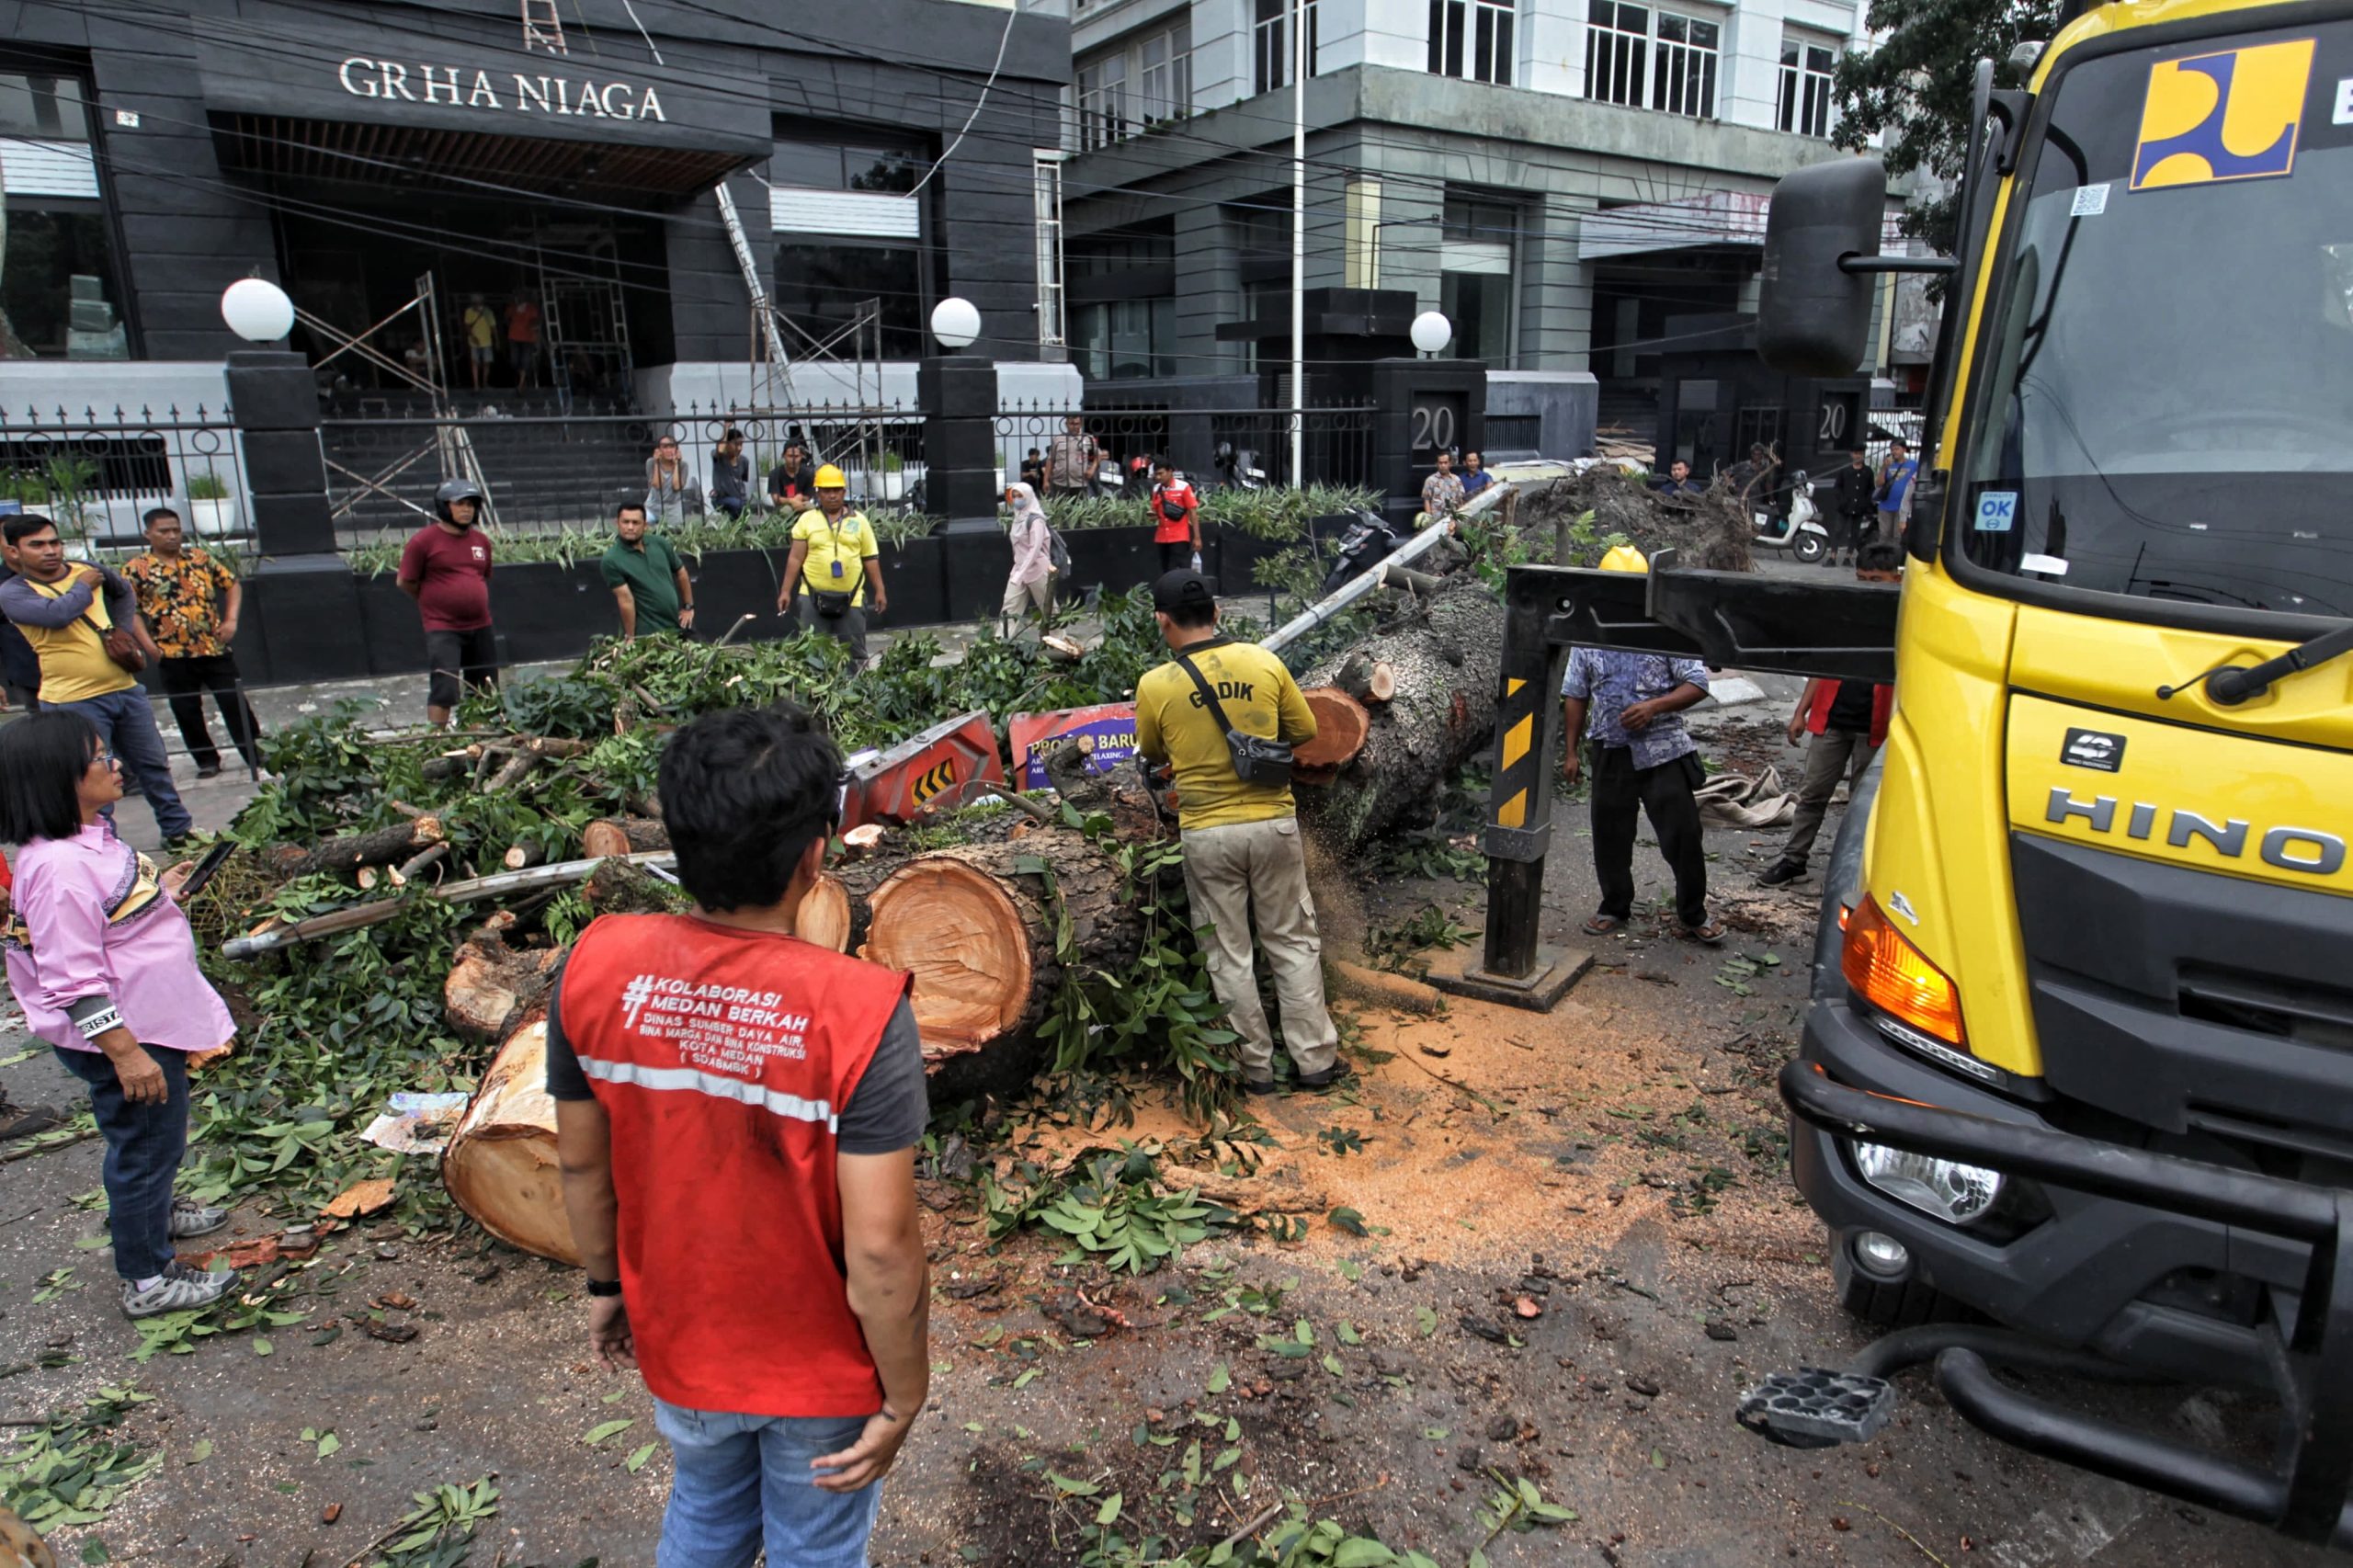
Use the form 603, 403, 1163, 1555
335, 57, 668, 122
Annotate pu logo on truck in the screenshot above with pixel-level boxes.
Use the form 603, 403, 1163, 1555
2131, 39, 2315, 190
2046, 789, 2346, 876
911, 758, 957, 807
2060, 727, 2124, 773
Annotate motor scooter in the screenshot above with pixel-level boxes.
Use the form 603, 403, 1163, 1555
1211, 442, 1266, 490
1750, 470, 1833, 565
1320, 505, 1415, 595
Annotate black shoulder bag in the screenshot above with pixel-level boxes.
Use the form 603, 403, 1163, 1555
1175, 648, 1292, 787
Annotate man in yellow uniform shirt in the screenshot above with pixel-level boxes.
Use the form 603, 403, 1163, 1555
1134, 570, 1342, 1094
778, 466, 888, 665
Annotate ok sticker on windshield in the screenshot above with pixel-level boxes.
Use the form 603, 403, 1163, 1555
1975, 492, 2018, 533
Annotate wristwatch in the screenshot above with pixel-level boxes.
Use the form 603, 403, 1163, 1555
585, 1277, 623, 1298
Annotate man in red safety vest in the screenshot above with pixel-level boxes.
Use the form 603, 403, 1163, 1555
547, 703, 931, 1565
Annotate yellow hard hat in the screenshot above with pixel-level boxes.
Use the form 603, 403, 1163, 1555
1598, 543, 1650, 574
814, 464, 847, 489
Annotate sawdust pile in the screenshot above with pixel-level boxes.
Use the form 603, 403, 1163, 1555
1517, 467, 1756, 573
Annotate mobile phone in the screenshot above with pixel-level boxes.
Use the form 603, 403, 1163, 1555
176, 840, 237, 900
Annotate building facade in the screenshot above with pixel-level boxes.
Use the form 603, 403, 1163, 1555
1037, 0, 1887, 453
2, 0, 1073, 415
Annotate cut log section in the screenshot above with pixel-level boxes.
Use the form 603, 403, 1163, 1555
1291, 688, 1370, 775
444, 926, 562, 1042
581, 816, 671, 860
271, 817, 444, 879
1335, 653, 1398, 704
1297, 574, 1506, 852
796, 872, 854, 954
440, 1018, 579, 1267
859, 828, 1142, 1100
502, 842, 548, 870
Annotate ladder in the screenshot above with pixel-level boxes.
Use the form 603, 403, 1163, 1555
520, 0, 566, 53
714, 183, 794, 406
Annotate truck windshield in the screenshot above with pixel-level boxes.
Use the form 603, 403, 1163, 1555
1961, 25, 2353, 617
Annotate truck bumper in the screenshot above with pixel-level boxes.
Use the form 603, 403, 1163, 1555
1779, 1058, 2353, 1548
1792, 999, 2306, 1390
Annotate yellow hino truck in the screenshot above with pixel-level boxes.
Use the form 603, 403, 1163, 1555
1473, 0, 2353, 1543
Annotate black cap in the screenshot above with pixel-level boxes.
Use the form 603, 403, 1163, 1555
1152, 569, 1213, 614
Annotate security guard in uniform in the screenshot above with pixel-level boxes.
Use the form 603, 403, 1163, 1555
778, 465, 890, 665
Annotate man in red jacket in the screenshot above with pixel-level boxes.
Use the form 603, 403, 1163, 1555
1758, 543, 1901, 886
548, 703, 930, 1565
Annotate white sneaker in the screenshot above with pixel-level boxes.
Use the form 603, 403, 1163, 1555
168, 1195, 229, 1239
121, 1261, 235, 1318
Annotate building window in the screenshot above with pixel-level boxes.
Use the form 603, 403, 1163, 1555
1, 68, 128, 359
1429, 0, 1515, 85
1440, 198, 1515, 365
773, 239, 927, 359
1072, 298, 1176, 381
1255, 0, 1320, 95
1584, 3, 1717, 119
1778, 38, 1836, 137
1140, 26, 1192, 126
1075, 51, 1129, 152
1652, 13, 1719, 118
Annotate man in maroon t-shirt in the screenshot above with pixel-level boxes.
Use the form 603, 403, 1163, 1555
397, 479, 498, 728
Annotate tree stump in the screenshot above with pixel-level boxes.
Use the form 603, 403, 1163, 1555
444, 926, 561, 1042
440, 1018, 579, 1266
860, 828, 1142, 1100
795, 872, 856, 954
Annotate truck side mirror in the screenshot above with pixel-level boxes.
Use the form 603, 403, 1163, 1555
1759, 159, 1887, 377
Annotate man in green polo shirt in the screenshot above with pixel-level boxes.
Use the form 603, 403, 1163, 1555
599, 501, 695, 640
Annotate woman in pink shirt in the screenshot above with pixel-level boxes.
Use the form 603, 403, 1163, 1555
0, 711, 237, 1319
999, 483, 1056, 635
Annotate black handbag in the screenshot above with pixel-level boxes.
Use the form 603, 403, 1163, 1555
1175, 648, 1291, 787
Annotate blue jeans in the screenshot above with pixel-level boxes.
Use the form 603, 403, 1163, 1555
56, 687, 192, 841
653, 1402, 880, 1568
53, 1044, 189, 1279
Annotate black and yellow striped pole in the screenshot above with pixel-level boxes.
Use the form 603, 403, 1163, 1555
1429, 564, 1587, 1009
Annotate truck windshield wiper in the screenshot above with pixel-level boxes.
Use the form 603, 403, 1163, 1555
2157, 622, 2353, 705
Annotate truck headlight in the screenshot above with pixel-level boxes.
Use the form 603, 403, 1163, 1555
1851, 1141, 2005, 1226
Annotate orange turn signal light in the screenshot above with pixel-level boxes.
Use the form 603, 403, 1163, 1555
1842, 892, 1966, 1046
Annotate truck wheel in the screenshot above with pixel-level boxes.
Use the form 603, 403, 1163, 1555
1833, 1233, 1969, 1327
1793, 531, 1827, 564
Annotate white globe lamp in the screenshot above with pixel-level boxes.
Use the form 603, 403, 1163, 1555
222, 278, 295, 344
930, 297, 982, 351
1409, 310, 1453, 358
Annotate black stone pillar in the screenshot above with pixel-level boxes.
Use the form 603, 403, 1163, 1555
920, 355, 1003, 539
223, 350, 370, 682
1367, 358, 1486, 527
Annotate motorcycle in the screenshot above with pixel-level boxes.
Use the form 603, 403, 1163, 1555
1320, 504, 1415, 596
1212, 442, 1266, 491
1749, 470, 1834, 565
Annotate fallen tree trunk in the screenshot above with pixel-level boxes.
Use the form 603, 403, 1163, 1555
1296, 574, 1506, 852
860, 827, 1142, 1100
219, 851, 676, 960
581, 816, 670, 859
271, 817, 444, 879
1334, 652, 1397, 704
441, 1017, 579, 1266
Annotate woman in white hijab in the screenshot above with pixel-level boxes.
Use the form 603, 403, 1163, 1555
1000, 482, 1056, 635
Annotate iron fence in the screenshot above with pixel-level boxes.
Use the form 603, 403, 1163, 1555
0, 403, 247, 555
995, 401, 1379, 494
318, 400, 927, 546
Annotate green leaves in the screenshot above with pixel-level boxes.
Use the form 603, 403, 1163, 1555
300, 1427, 340, 1460
624, 1442, 658, 1474
583, 1419, 635, 1447
1327, 1206, 1369, 1236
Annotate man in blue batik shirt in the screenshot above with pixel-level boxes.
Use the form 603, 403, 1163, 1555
1560, 619, 1722, 945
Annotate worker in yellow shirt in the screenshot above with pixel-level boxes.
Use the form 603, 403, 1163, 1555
778, 466, 888, 665
460, 294, 496, 392
1134, 570, 1342, 1095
